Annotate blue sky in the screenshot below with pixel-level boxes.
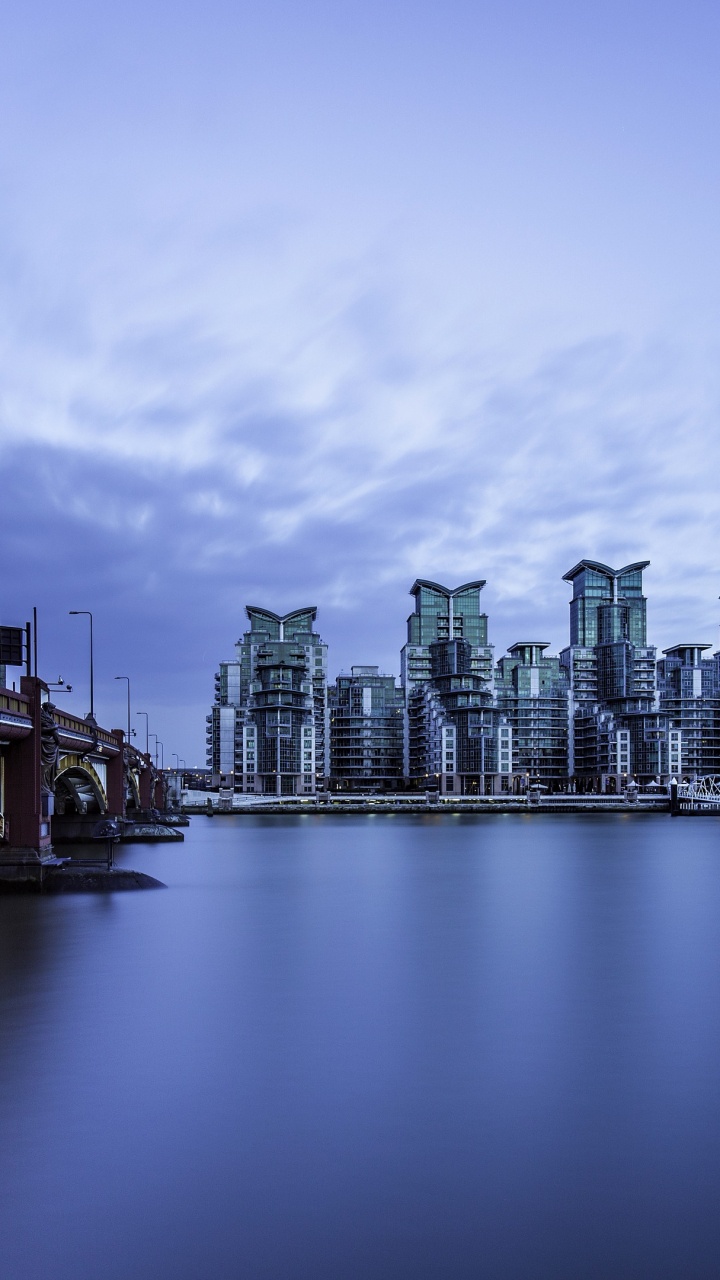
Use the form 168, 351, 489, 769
2, 0, 719, 763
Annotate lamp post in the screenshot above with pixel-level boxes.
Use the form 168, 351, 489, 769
136, 710, 149, 755
172, 752, 183, 802
150, 734, 163, 770
156, 739, 164, 770
69, 610, 95, 723
114, 676, 131, 746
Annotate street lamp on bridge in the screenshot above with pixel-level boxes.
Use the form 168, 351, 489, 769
68, 610, 95, 724
150, 734, 164, 770
136, 710, 149, 755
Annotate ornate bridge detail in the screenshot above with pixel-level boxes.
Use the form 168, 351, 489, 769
676, 777, 720, 811
55, 758, 109, 815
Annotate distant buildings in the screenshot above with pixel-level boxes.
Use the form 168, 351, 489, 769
206, 564, 720, 792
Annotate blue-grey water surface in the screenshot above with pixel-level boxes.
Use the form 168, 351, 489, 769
2, 813, 720, 1279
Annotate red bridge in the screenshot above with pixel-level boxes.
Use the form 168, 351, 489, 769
0, 676, 166, 883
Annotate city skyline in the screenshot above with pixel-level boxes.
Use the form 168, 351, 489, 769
4, 559, 720, 766
203, 565, 720, 790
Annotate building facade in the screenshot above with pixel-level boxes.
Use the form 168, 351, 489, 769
494, 643, 570, 789
207, 606, 328, 795
401, 583, 501, 794
560, 560, 664, 789
328, 667, 404, 791
204, 566, 720, 795
657, 645, 720, 780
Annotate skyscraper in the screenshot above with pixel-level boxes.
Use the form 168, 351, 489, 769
207, 606, 328, 795
401, 579, 500, 794
560, 560, 661, 788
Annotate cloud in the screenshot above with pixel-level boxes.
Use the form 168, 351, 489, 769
1, 170, 719, 762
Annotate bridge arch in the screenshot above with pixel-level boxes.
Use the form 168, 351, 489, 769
54, 763, 107, 815
126, 768, 142, 811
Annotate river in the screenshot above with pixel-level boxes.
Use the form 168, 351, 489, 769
2, 813, 720, 1278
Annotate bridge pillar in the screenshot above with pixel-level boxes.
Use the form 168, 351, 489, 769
138, 755, 154, 808
3, 677, 53, 857
106, 731, 126, 817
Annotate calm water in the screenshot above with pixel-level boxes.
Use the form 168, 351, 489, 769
2, 814, 720, 1279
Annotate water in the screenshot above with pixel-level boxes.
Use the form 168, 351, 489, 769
2, 813, 720, 1279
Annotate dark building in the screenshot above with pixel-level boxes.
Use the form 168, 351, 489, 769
402, 583, 508, 795
495, 643, 570, 790
207, 606, 328, 795
560, 560, 662, 788
328, 667, 404, 792
657, 645, 720, 779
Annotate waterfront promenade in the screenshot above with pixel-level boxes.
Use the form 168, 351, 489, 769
182, 789, 671, 815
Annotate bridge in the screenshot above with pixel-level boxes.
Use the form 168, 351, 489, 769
672, 777, 720, 815
0, 675, 167, 880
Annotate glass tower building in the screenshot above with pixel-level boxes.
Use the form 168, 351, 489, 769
401, 580, 494, 694
657, 644, 720, 780
328, 667, 404, 792
402, 579, 507, 794
560, 560, 662, 788
207, 606, 328, 795
494, 643, 570, 789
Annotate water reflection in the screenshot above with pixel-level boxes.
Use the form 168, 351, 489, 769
1, 814, 720, 1278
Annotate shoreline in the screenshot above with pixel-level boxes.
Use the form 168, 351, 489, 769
182, 799, 673, 816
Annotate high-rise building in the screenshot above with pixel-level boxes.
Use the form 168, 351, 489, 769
401, 579, 494, 695
657, 645, 720, 779
560, 560, 661, 788
407, 638, 503, 794
401, 580, 507, 794
207, 606, 328, 795
328, 667, 404, 792
401, 579, 495, 788
494, 643, 570, 788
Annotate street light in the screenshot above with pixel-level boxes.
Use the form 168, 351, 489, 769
69, 610, 95, 723
114, 676, 132, 746
150, 734, 163, 769
136, 710, 149, 755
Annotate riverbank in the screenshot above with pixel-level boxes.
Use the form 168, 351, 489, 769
183, 796, 670, 816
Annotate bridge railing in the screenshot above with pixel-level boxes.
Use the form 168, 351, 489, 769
677, 777, 720, 809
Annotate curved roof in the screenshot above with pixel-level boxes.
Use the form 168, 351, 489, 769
245, 606, 318, 625
562, 559, 650, 583
409, 578, 486, 597
662, 643, 711, 654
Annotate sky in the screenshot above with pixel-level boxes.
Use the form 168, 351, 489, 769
1, 0, 720, 764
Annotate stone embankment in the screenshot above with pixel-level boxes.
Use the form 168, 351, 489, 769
183, 796, 670, 817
